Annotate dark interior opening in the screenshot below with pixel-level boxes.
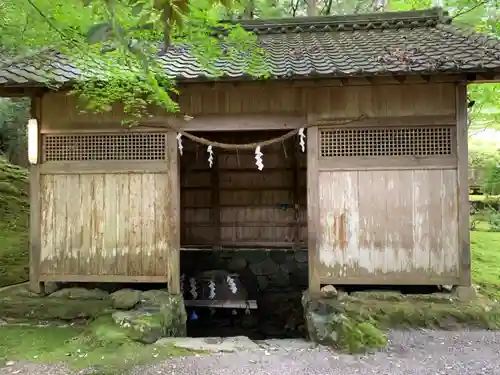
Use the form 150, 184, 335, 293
179, 130, 307, 249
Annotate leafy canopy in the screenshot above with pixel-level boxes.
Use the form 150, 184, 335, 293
0, 0, 269, 119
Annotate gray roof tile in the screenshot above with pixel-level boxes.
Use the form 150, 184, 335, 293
0, 8, 499, 87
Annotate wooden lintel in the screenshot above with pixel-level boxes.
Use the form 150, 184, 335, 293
308, 114, 456, 127
0, 86, 46, 97
393, 75, 406, 83
420, 75, 431, 82
52, 114, 307, 134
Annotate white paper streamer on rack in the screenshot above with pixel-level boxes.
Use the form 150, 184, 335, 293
254, 146, 264, 170
189, 277, 198, 299
298, 128, 306, 152
208, 280, 216, 299
176, 133, 183, 155
207, 145, 214, 168
226, 275, 238, 294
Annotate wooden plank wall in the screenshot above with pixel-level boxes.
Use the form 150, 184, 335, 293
180, 131, 307, 248
315, 169, 459, 285
39, 80, 456, 132
39, 172, 174, 281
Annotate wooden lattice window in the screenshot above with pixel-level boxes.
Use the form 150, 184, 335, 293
42, 133, 166, 161
320, 127, 453, 158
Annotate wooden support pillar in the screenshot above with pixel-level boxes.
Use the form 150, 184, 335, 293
166, 131, 181, 295
291, 140, 301, 250
456, 82, 471, 286
211, 153, 221, 250
28, 95, 44, 294
307, 126, 321, 296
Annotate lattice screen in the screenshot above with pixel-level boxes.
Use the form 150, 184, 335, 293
319, 127, 453, 158
42, 133, 167, 161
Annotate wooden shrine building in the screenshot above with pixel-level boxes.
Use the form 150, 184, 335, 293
0, 8, 499, 296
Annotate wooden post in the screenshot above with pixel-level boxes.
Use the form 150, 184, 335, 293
166, 131, 181, 294
456, 82, 471, 286
291, 139, 301, 250
307, 126, 321, 296
211, 152, 221, 250
29, 95, 44, 294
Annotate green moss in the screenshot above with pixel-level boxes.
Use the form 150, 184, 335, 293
471, 226, 500, 300
0, 317, 193, 375
0, 158, 29, 287
0, 295, 114, 320
336, 318, 387, 353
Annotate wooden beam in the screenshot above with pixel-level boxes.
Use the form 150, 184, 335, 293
60, 113, 307, 133
307, 126, 321, 296
29, 95, 44, 294
166, 131, 181, 295
211, 153, 221, 250
291, 139, 301, 250
308, 114, 456, 127
456, 82, 471, 287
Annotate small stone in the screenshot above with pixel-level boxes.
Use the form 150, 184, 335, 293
110, 289, 143, 310
5, 361, 15, 366
321, 285, 338, 298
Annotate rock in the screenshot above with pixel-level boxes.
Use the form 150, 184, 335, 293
350, 291, 404, 301
0, 319, 7, 326
249, 258, 278, 276
320, 285, 338, 299
257, 276, 269, 291
302, 291, 387, 353
48, 287, 109, 300
5, 361, 15, 366
111, 290, 187, 342
156, 336, 260, 353
293, 250, 308, 263
110, 289, 142, 309
112, 310, 164, 344
453, 285, 477, 301
44, 282, 59, 295
268, 269, 290, 288
227, 257, 248, 272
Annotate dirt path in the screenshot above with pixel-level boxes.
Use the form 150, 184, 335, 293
2, 330, 500, 375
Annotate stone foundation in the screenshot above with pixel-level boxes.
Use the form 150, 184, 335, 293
181, 249, 309, 296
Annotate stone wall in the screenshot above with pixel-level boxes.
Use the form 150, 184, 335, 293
181, 250, 308, 297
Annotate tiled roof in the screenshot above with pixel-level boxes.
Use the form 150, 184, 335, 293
1, 8, 499, 86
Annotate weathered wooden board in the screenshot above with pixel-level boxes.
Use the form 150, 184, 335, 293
39, 172, 176, 280
315, 169, 459, 284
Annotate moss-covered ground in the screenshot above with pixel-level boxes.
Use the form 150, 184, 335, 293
0, 316, 193, 375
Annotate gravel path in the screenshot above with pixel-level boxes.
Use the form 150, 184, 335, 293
2, 330, 500, 375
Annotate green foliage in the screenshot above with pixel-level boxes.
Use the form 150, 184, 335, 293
336, 317, 387, 354
0, 99, 30, 165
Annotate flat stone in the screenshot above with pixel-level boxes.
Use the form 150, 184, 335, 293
48, 287, 109, 300
350, 291, 404, 301
453, 285, 477, 301
110, 289, 143, 310
156, 336, 260, 353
